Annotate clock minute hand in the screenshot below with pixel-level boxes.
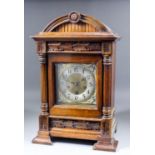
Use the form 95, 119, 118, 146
71, 82, 75, 85
70, 81, 80, 87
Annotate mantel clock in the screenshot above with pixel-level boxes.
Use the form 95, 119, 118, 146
32, 12, 119, 152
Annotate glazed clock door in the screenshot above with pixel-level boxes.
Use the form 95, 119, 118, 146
48, 54, 103, 117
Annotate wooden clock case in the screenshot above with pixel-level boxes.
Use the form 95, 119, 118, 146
32, 12, 119, 152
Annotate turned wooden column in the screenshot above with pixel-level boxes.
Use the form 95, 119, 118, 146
32, 42, 52, 145
102, 42, 113, 117
40, 55, 48, 115
102, 42, 114, 140
38, 53, 49, 130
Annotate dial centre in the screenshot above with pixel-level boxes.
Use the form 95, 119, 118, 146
66, 73, 87, 95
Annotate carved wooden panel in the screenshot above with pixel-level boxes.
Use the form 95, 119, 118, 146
51, 119, 100, 131
36, 41, 46, 54
102, 42, 112, 55
39, 115, 49, 131
102, 121, 110, 136
48, 42, 101, 52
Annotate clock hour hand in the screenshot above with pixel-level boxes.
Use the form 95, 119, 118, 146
70, 81, 80, 87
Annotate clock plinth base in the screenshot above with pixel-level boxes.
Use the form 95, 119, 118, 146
32, 131, 52, 145
93, 137, 118, 152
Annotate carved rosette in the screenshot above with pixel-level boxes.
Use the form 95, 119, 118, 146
68, 12, 81, 23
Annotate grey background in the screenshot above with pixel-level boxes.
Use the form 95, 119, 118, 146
24, 0, 130, 154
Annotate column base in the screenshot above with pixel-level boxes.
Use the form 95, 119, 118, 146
32, 131, 52, 145
93, 137, 118, 152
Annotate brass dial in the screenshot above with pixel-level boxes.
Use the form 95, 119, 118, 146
56, 64, 96, 104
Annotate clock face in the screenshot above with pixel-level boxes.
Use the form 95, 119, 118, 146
55, 63, 96, 105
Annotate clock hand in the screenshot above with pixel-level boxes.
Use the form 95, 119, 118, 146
75, 81, 80, 86
71, 82, 75, 85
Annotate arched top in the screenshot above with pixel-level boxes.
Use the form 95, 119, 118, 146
43, 12, 113, 33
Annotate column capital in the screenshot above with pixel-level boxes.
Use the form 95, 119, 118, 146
36, 41, 46, 54
38, 53, 46, 64
101, 42, 112, 56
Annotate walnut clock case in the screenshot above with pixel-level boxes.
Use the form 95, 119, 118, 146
31, 12, 119, 152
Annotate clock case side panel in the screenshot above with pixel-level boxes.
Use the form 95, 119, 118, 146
48, 53, 103, 118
